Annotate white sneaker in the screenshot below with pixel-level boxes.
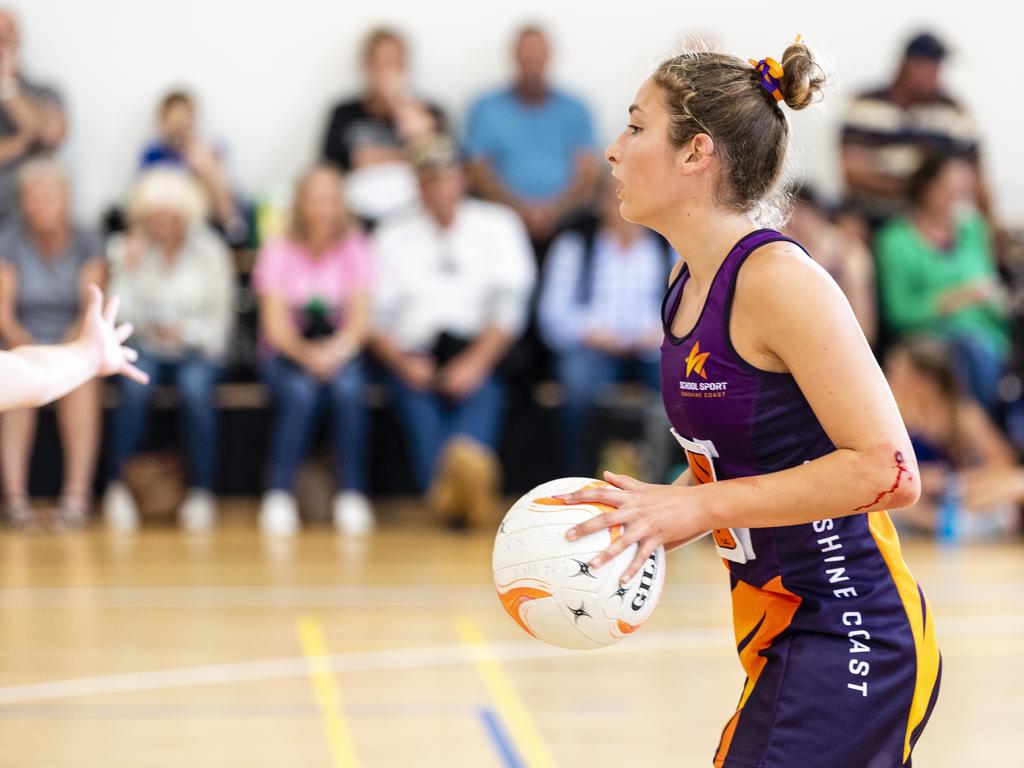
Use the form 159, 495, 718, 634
259, 490, 300, 537
333, 491, 375, 536
179, 489, 217, 532
102, 482, 139, 532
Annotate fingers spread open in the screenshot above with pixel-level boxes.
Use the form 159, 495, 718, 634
603, 470, 643, 491
103, 294, 120, 325
123, 346, 139, 363
588, 532, 633, 571
85, 284, 103, 317
121, 361, 150, 385
115, 322, 134, 344
566, 508, 626, 541
556, 486, 626, 508
620, 540, 658, 586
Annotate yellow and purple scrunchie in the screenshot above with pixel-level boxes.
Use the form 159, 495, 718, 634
749, 57, 785, 102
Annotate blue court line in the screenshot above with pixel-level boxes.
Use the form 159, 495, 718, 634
479, 707, 525, 768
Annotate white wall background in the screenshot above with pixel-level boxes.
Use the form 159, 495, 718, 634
8, 0, 1021, 225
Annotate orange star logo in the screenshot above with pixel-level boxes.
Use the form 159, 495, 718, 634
685, 341, 710, 379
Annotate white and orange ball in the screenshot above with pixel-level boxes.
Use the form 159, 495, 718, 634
493, 477, 666, 650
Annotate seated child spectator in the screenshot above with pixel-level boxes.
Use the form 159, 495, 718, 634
140, 90, 247, 246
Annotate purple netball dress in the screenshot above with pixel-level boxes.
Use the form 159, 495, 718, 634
660, 229, 940, 768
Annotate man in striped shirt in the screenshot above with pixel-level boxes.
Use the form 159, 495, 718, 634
840, 32, 993, 232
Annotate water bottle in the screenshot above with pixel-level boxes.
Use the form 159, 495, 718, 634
937, 473, 962, 545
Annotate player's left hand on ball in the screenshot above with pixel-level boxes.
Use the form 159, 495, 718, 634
559, 470, 697, 585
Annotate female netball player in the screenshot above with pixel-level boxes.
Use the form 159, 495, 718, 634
0, 285, 146, 413
557, 39, 940, 767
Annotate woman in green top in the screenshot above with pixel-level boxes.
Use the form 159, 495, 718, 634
875, 153, 1009, 412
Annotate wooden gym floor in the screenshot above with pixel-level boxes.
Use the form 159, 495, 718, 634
0, 499, 1019, 767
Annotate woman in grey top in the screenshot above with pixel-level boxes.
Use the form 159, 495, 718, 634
0, 158, 104, 531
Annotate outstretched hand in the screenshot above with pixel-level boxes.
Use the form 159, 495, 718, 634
559, 470, 707, 585
77, 284, 149, 384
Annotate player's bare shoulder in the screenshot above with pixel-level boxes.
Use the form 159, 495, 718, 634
735, 240, 847, 325
730, 239, 853, 372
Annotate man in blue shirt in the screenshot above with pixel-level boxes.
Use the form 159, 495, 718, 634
465, 26, 598, 252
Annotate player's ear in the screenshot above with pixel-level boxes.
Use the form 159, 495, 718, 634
678, 133, 716, 175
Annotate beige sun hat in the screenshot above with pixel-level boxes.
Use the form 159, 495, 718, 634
127, 167, 209, 224
407, 134, 461, 175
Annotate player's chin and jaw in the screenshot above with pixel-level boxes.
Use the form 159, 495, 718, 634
614, 185, 637, 222
606, 164, 642, 225
612, 178, 656, 228
605, 137, 666, 230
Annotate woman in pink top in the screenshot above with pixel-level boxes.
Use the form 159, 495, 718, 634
252, 165, 374, 536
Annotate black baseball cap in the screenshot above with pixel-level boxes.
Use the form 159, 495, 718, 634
904, 32, 948, 61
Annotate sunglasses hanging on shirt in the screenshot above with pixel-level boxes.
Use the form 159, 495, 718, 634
437, 231, 460, 275
438, 245, 459, 275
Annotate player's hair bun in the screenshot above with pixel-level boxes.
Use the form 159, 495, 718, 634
779, 41, 827, 111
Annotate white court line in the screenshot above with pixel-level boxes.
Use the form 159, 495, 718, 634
0, 582, 1020, 608
0, 627, 731, 706
0, 614, 1020, 707
0, 584, 727, 609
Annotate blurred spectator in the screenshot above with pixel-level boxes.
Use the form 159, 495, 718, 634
875, 153, 1009, 413
840, 31, 993, 233
101, 168, 234, 531
465, 25, 597, 253
538, 177, 671, 475
371, 137, 534, 527
783, 185, 877, 345
322, 27, 445, 224
0, 158, 102, 531
252, 165, 374, 537
140, 90, 248, 246
886, 338, 1021, 537
0, 10, 66, 226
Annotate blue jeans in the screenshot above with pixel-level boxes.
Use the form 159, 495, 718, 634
946, 333, 1004, 416
555, 347, 661, 476
260, 354, 368, 493
109, 351, 221, 490
387, 373, 503, 493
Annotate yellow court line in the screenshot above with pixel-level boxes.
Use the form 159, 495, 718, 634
296, 615, 362, 768
456, 617, 560, 768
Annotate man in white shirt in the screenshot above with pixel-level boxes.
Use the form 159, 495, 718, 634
372, 137, 535, 524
